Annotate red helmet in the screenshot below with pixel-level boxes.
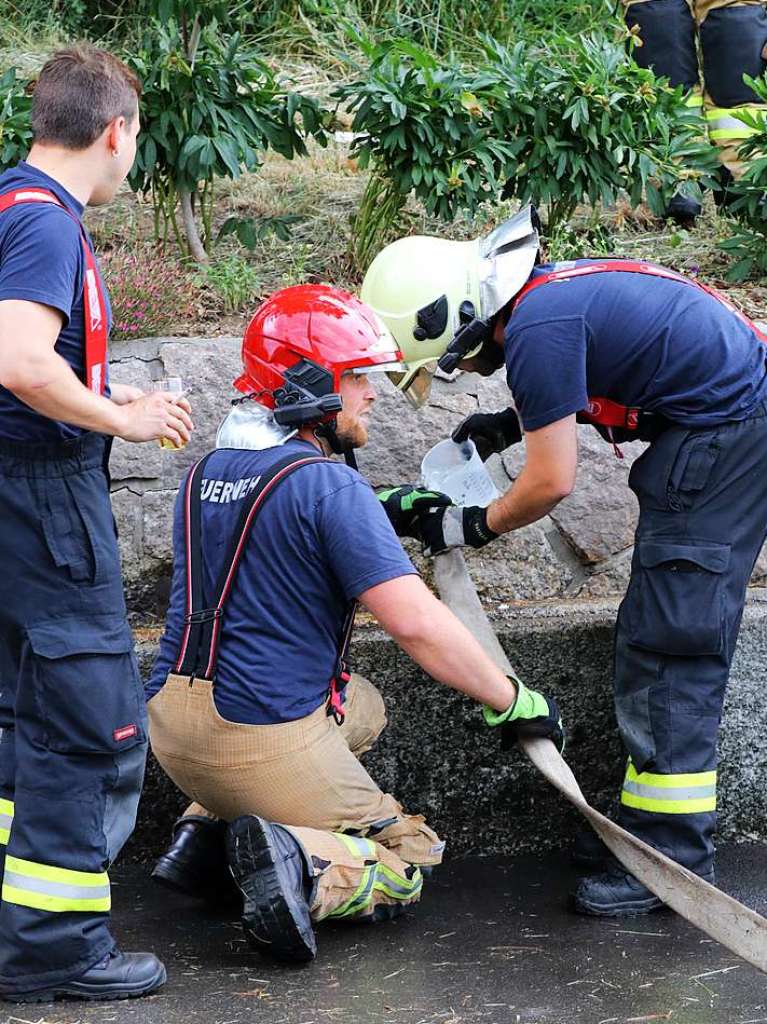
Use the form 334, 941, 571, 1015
234, 284, 404, 428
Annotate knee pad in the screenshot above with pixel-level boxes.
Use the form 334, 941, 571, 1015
625, 0, 699, 88
701, 5, 767, 107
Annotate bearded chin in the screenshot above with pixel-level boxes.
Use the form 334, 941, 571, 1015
335, 419, 367, 451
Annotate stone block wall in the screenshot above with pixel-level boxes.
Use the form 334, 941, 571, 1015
110, 336, 767, 617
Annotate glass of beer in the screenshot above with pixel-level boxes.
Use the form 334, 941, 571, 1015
151, 378, 187, 450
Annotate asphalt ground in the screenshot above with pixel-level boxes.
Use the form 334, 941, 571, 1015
2, 844, 766, 1024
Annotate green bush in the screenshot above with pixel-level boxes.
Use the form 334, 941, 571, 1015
127, 9, 328, 260
0, 67, 32, 172
337, 33, 718, 269
487, 34, 718, 228
335, 37, 516, 269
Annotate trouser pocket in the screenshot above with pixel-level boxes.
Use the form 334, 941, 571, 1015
627, 540, 730, 655
26, 615, 147, 754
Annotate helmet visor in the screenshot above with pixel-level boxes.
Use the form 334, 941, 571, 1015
348, 360, 406, 376
386, 361, 437, 409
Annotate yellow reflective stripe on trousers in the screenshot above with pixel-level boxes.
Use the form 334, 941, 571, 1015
621, 762, 716, 815
685, 93, 704, 110
706, 107, 761, 141
1, 855, 110, 913
0, 798, 13, 846
326, 865, 376, 919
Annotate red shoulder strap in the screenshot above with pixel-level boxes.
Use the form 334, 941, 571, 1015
514, 259, 767, 344
0, 188, 108, 394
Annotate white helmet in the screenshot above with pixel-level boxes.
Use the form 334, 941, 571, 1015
361, 205, 540, 406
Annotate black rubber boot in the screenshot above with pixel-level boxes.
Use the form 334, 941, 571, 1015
3, 950, 167, 1004
572, 865, 665, 917
712, 166, 746, 213
571, 829, 610, 871
151, 814, 239, 904
227, 815, 316, 964
665, 191, 702, 226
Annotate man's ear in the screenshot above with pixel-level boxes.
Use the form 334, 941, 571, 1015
104, 115, 127, 155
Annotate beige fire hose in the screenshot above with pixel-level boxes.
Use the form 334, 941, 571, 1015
433, 547, 767, 973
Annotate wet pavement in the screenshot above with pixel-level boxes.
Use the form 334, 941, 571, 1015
2, 843, 766, 1024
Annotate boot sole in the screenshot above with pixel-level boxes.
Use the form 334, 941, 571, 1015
227, 817, 316, 964
5, 965, 168, 1003
572, 893, 664, 917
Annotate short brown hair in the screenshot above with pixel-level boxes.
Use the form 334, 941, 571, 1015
31, 44, 141, 150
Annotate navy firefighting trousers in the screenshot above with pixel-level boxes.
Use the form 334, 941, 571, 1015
614, 405, 767, 876
0, 434, 147, 994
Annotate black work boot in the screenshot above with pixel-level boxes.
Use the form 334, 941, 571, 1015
571, 829, 610, 871
665, 191, 702, 227
4, 949, 167, 1003
152, 814, 239, 903
572, 864, 664, 917
712, 166, 736, 210
227, 815, 316, 963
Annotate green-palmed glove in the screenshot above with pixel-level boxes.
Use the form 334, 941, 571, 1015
376, 485, 453, 538
483, 679, 564, 753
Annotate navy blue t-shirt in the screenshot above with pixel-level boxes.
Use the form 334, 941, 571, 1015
147, 439, 417, 724
505, 260, 767, 431
0, 161, 112, 441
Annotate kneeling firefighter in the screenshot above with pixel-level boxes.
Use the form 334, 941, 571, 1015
361, 207, 767, 917
146, 284, 564, 962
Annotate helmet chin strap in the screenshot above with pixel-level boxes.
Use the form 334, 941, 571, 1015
314, 420, 358, 471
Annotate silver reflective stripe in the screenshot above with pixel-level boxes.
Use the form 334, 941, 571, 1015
336, 834, 375, 859
623, 780, 716, 801
3, 870, 111, 904
705, 110, 758, 139
374, 865, 421, 897
0, 813, 12, 833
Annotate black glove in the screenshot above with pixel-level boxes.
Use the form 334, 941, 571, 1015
483, 680, 565, 754
414, 504, 498, 557
376, 485, 453, 538
452, 408, 523, 462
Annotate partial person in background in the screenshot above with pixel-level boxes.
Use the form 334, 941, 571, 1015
622, 0, 767, 222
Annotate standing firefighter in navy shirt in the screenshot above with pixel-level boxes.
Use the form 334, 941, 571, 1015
361, 206, 767, 917
0, 47, 194, 1002
146, 284, 563, 963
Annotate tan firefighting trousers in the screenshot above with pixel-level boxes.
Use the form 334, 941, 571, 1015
148, 673, 444, 922
623, 0, 767, 175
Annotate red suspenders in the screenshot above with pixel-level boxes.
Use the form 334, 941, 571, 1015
513, 259, 767, 444
175, 451, 357, 724
0, 188, 108, 394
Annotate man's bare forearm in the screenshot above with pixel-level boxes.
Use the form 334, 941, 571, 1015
485, 469, 567, 534
486, 414, 578, 534
6, 350, 124, 434
360, 575, 517, 712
